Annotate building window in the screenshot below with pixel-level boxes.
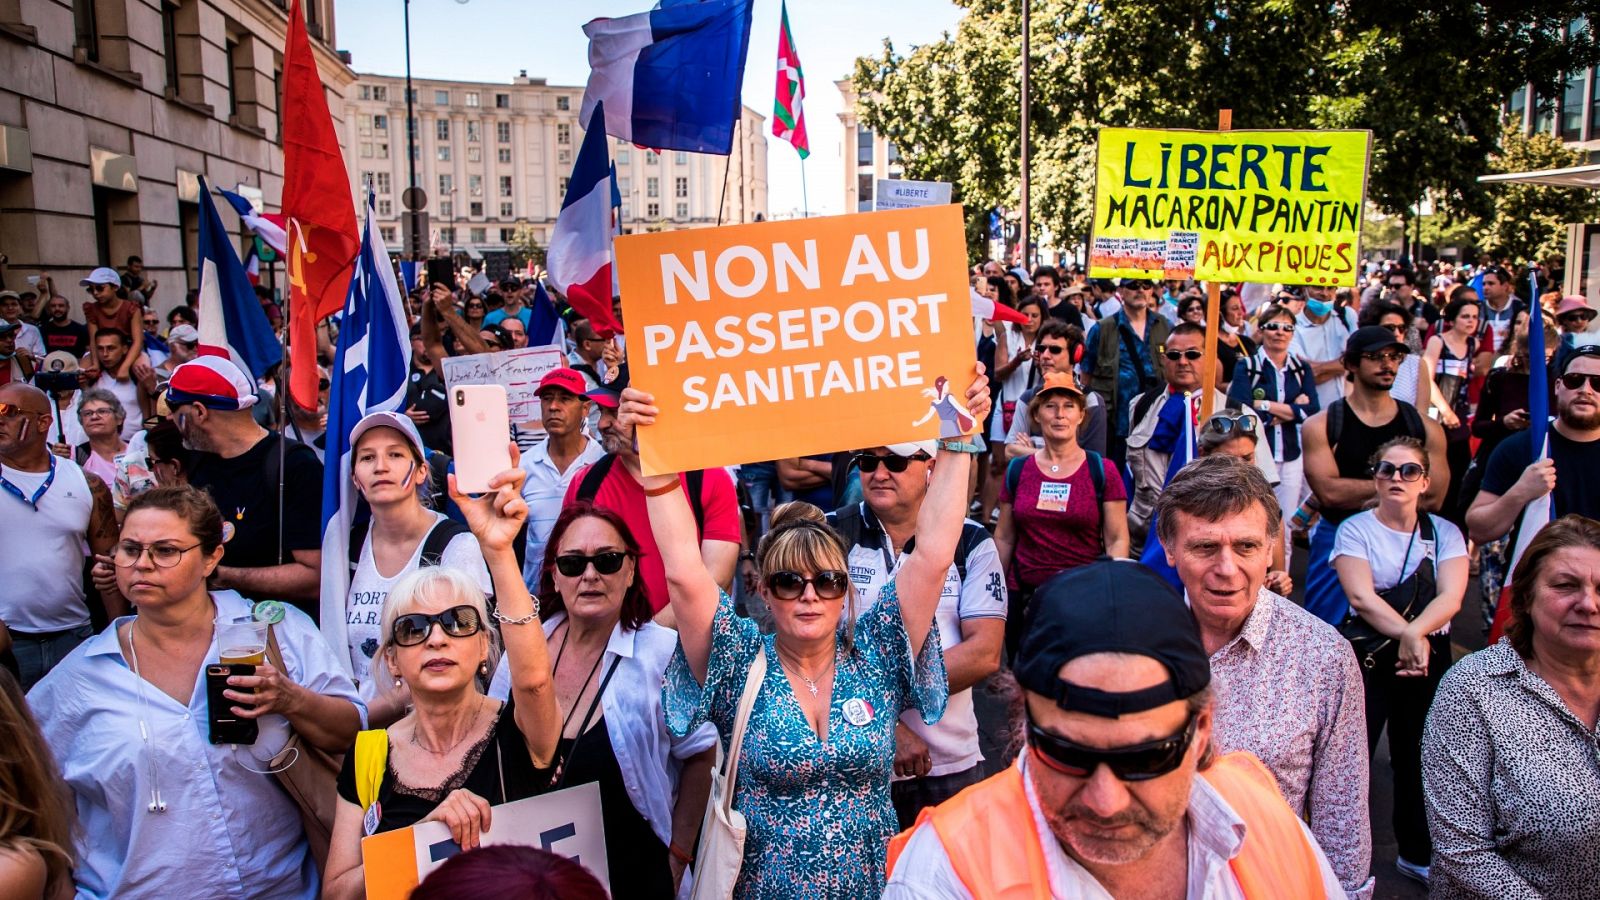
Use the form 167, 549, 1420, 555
647, 177, 659, 198
405, 88, 416, 103
358, 114, 372, 135
439, 227, 454, 243
434, 89, 449, 105
376, 143, 388, 159
374, 172, 391, 194
674, 176, 688, 198
1563, 69, 1586, 141
438, 174, 453, 194
500, 228, 515, 242
161, 0, 180, 92
500, 202, 513, 218
674, 151, 688, 165
647, 202, 660, 218
464, 91, 480, 107
468, 147, 480, 162
373, 85, 387, 101
1534, 87, 1556, 135
557, 124, 571, 145
858, 128, 874, 166
499, 176, 513, 197
224, 38, 241, 118
497, 148, 512, 164
437, 145, 450, 161
857, 174, 874, 212
470, 227, 486, 243
497, 121, 511, 143
467, 121, 480, 143
440, 200, 452, 218
73, 0, 99, 62
374, 114, 388, 131
495, 93, 510, 109
618, 177, 630, 197
646, 150, 658, 166
469, 174, 482, 197
360, 142, 373, 157
470, 202, 483, 217
557, 96, 570, 110
359, 85, 370, 100
381, 226, 397, 243
558, 150, 570, 164
436, 119, 449, 141
377, 199, 392, 216
559, 177, 570, 196
676, 202, 689, 219
617, 148, 630, 164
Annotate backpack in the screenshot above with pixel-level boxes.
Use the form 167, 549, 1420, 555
1089, 313, 1170, 410
827, 503, 990, 583
1325, 398, 1427, 449
347, 516, 471, 575
1005, 452, 1107, 507
575, 454, 706, 534
1239, 352, 1309, 396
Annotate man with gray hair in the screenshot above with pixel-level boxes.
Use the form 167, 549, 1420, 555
1156, 454, 1372, 898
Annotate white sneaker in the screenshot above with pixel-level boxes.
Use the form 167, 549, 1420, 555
1395, 857, 1430, 885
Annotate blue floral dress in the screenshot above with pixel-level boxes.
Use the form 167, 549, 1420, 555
664, 584, 946, 898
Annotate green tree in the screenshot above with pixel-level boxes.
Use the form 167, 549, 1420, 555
1476, 127, 1600, 262
507, 225, 545, 271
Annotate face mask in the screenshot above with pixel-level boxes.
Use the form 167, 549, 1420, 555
1221, 322, 1239, 335
1306, 299, 1333, 317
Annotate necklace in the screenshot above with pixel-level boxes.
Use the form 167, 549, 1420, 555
776, 644, 836, 698
410, 697, 486, 756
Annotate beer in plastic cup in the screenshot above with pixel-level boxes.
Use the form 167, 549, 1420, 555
217, 617, 268, 667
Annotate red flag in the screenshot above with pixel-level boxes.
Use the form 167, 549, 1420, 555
281, 0, 358, 409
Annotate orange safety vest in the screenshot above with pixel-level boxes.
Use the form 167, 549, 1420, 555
885, 751, 1327, 900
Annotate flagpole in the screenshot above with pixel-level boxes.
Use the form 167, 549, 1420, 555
801, 157, 809, 218
716, 117, 740, 226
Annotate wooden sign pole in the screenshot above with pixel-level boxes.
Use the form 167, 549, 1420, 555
1197, 108, 1232, 422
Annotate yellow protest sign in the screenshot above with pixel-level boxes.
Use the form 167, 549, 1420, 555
615, 206, 979, 476
1089, 128, 1372, 286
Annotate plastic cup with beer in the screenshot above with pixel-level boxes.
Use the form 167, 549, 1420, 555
217, 616, 269, 667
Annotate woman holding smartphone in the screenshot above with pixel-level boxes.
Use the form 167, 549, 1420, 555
619, 372, 989, 898
29, 485, 362, 899
322, 449, 561, 900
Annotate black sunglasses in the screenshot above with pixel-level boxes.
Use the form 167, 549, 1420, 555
1373, 460, 1426, 482
554, 551, 631, 577
1034, 343, 1067, 355
855, 452, 930, 474
392, 604, 484, 646
765, 570, 850, 601
1028, 713, 1198, 782
1163, 349, 1203, 361
1559, 371, 1600, 392
1258, 321, 1295, 333
1203, 412, 1258, 436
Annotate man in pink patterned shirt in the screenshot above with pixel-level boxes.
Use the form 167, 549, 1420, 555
1157, 454, 1373, 898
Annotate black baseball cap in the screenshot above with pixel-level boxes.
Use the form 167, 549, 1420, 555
1345, 325, 1410, 357
1014, 560, 1211, 718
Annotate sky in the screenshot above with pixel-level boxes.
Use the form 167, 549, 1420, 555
330, 0, 967, 215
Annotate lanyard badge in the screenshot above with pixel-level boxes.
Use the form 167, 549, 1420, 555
0, 454, 57, 511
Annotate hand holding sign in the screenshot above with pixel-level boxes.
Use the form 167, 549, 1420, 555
420, 789, 494, 851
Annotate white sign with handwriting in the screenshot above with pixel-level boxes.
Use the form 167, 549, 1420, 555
440, 344, 565, 425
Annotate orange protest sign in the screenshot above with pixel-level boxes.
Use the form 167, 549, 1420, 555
616, 206, 979, 476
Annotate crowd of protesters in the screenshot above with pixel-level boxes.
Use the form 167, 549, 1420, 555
0, 248, 1597, 900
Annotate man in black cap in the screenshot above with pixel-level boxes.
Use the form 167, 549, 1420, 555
885, 560, 1344, 898
1300, 326, 1447, 626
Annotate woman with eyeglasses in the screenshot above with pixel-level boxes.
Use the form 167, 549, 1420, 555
29, 485, 363, 899
995, 372, 1129, 657
618, 373, 988, 898
1423, 297, 1482, 524
325, 412, 493, 724
323, 450, 560, 900
484, 501, 718, 897
1228, 303, 1318, 543
1331, 437, 1467, 885
70, 387, 126, 488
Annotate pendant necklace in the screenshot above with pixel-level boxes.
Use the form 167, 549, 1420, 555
778, 646, 835, 697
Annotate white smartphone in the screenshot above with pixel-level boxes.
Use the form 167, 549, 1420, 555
449, 384, 512, 494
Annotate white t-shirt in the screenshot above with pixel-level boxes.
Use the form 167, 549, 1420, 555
1330, 510, 1465, 591
345, 513, 493, 695
1290, 309, 1354, 410
1389, 354, 1421, 406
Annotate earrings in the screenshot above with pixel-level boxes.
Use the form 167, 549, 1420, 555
478, 660, 489, 678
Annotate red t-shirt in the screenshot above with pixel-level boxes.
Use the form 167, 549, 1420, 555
562, 462, 741, 612
83, 299, 139, 340
1001, 454, 1127, 590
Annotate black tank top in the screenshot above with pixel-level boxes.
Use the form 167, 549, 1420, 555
1325, 399, 1426, 524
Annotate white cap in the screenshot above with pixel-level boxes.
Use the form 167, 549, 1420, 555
883, 439, 939, 458
79, 267, 122, 287
168, 324, 200, 344
349, 410, 427, 457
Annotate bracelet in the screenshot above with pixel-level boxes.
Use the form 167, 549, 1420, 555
643, 478, 682, 497
668, 841, 695, 865
492, 597, 540, 625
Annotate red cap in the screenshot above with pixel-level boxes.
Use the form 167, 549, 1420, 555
536, 367, 588, 398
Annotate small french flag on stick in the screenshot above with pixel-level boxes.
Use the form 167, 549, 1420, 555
971, 286, 1030, 325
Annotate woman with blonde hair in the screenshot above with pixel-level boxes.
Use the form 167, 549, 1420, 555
0, 667, 74, 900
322, 450, 561, 900
619, 372, 990, 898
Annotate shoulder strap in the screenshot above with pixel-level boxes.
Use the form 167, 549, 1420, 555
419, 518, 471, 567
354, 729, 390, 813
1396, 400, 1427, 440
348, 520, 371, 573
828, 504, 866, 553
686, 469, 706, 534
953, 521, 988, 583
1327, 398, 1348, 449
1005, 456, 1027, 499
574, 454, 615, 503
719, 649, 768, 816
1130, 389, 1162, 432
1086, 450, 1106, 506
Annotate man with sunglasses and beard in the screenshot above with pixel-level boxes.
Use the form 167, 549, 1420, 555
826, 440, 1006, 828
1127, 323, 1277, 548
885, 560, 1346, 898
1300, 328, 1449, 626
1468, 345, 1600, 544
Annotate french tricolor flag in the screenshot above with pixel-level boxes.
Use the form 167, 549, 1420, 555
195, 177, 282, 382
549, 102, 623, 338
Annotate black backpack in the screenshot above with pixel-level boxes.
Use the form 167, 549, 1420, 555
575, 454, 706, 533
1004, 452, 1107, 507
348, 516, 471, 575
826, 503, 990, 583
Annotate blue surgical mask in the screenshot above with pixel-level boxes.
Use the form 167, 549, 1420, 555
1305, 299, 1333, 317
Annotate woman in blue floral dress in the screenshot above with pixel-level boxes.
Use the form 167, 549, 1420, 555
618, 374, 989, 898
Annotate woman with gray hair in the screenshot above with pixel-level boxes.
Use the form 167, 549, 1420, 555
72, 387, 126, 487
322, 449, 560, 900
